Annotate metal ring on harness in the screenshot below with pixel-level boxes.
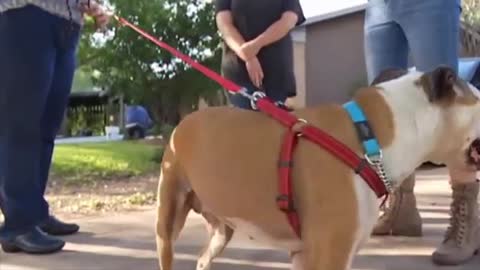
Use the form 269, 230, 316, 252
293, 118, 308, 137
364, 150, 383, 165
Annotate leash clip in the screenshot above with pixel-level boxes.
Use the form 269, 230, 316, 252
364, 151, 394, 193
293, 118, 308, 137
236, 88, 266, 110
250, 91, 267, 110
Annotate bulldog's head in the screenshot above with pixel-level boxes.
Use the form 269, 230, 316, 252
372, 66, 480, 170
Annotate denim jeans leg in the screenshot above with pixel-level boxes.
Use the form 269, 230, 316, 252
394, 0, 461, 73
364, 0, 410, 84
38, 21, 80, 198
0, 6, 56, 238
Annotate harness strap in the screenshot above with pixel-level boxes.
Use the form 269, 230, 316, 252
256, 98, 387, 198
300, 125, 387, 197
267, 97, 387, 238
277, 129, 302, 238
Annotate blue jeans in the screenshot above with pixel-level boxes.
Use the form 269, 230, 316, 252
0, 5, 80, 238
364, 0, 462, 84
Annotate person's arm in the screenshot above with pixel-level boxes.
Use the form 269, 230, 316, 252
239, 0, 306, 60
253, 12, 300, 48
215, 0, 250, 61
79, 0, 111, 29
216, 11, 249, 61
257, 0, 306, 47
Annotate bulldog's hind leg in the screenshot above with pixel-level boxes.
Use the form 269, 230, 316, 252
196, 213, 234, 270
290, 251, 305, 270
155, 147, 191, 270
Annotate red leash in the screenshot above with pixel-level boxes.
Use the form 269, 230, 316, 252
113, 16, 388, 238
115, 16, 242, 93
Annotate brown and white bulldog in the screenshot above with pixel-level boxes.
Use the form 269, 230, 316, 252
154, 66, 480, 270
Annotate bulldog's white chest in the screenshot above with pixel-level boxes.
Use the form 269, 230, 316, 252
352, 175, 383, 250
224, 218, 303, 251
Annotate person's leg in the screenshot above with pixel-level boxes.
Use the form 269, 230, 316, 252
264, 83, 289, 108
37, 19, 81, 236
227, 91, 254, 110
397, 0, 480, 264
0, 5, 65, 253
432, 169, 480, 265
364, 0, 422, 237
364, 0, 409, 84
396, 0, 461, 74
372, 174, 422, 236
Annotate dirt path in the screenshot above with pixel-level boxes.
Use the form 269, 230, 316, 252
45, 173, 159, 219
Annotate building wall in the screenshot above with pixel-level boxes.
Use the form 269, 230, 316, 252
290, 41, 307, 108
304, 11, 367, 106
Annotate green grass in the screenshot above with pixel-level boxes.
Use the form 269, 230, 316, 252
51, 141, 163, 185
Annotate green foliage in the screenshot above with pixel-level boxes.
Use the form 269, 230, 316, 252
71, 67, 95, 92
66, 109, 106, 136
462, 0, 480, 27
51, 141, 162, 184
159, 123, 175, 140
78, 0, 224, 126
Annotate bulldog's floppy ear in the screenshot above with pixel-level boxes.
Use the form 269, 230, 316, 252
420, 66, 457, 103
370, 68, 408, 86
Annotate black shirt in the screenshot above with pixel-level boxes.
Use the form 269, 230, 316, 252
215, 0, 306, 99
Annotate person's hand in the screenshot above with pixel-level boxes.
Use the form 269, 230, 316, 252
80, 1, 111, 30
245, 57, 264, 88
239, 40, 261, 61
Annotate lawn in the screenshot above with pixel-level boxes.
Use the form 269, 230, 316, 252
51, 140, 163, 185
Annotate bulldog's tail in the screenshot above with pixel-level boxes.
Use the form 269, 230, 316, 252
155, 144, 191, 270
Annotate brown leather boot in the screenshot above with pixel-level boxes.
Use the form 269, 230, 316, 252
372, 173, 423, 236
432, 180, 480, 265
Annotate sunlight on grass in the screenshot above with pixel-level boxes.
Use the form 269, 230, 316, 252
51, 141, 163, 185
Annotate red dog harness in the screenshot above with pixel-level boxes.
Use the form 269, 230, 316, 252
256, 98, 389, 237
115, 16, 389, 238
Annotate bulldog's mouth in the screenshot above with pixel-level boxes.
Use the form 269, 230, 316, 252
467, 138, 480, 170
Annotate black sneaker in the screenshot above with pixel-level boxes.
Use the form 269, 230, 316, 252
39, 216, 79, 236
1, 226, 65, 254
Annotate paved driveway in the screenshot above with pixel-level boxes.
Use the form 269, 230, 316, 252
1, 167, 479, 270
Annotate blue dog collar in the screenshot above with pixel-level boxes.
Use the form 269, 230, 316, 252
343, 101, 382, 158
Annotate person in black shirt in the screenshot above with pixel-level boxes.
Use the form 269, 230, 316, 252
215, 0, 306, 110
